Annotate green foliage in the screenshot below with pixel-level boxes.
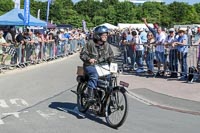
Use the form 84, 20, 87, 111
0, 0, 200, 28
0, 0, 14, 15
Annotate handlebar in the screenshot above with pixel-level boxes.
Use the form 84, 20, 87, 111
97, 57, 112, 64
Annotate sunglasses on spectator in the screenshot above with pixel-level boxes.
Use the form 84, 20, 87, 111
147, 34, 153, 36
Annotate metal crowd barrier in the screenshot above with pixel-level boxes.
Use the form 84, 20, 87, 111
119, 42, 200, 82
0, 38, 82, 73
108, 32, 200, 83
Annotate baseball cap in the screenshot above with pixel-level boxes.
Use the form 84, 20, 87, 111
60, 29, 64, 32
169, 28, 175, 32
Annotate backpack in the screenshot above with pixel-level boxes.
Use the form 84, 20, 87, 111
188, 66, 199, 83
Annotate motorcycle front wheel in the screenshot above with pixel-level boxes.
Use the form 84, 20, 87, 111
105, 88, 128, 128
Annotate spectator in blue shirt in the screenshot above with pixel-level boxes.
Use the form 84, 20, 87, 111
172, 28, 188, 80
139, 28, 147, 44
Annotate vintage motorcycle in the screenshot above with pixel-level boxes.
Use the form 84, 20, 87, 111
75, 63, 129, 128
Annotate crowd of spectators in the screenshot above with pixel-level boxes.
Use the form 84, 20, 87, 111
115, 19, 200, 82
0, 28, 87, 68
0, 23, 200, 83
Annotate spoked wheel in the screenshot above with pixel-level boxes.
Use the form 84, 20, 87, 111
105, 89, 128, 128
77, 83, 89, 113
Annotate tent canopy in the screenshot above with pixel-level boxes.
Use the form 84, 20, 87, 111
0, 8, 46, 27
100, 23, 118, 30
118, 23, 153, 30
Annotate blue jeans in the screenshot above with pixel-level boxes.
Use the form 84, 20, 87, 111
84, 65, 98, 90
17, 44, 22, 64
73, 39, 77, 52
155, 51, 165, 64
69, 40, 74, 53
169, 49, 178, 74
136, 50, 144, 69
177, 52, 188, 77
146, 52, 154, 71
25, 44, 33, 62
56, 43, 62, 56
123, 46, 128, 64
48, 43, 54, 58
43, 43, 47, 57
61, 41, 65, 55
128, 46, 136, 67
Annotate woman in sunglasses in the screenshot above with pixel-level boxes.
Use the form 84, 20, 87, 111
144, 32, 155, 75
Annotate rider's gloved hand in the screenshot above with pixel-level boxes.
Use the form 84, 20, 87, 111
89, 58, 97, 64
97, 58, 105, 63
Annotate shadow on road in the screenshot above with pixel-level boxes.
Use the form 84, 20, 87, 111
48, 102, 108, 127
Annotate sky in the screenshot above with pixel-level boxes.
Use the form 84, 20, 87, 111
38, 0, 199, 5
165, 0, 199, 5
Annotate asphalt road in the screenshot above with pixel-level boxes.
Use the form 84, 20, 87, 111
0, 51, 200, 133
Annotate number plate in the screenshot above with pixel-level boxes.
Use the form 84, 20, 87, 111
119, 81, 129, 88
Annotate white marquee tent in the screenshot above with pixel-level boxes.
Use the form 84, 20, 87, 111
99, 23, 118, 30
118, 23, 153, 30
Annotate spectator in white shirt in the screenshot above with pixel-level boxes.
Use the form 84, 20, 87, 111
155, 27, 166, 76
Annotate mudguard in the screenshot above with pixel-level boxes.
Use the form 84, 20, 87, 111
112, 86, 127, 93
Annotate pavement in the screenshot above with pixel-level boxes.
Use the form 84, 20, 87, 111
118, 72, 200, 115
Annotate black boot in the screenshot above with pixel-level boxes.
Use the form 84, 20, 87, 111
87, 88, 95, 104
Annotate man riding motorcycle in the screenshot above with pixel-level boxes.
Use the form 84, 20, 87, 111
80, 26, 114, 103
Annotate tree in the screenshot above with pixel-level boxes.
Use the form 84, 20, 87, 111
114, 2, 135, 24
102, 0, 118, 8
193, 3, 200, 22
168, 2, 199, 25
74, 0, 101, 20
0, 0, 14, 15
49, 0, 75, 24
93, 16, 106, 26
141, 2, 163, 23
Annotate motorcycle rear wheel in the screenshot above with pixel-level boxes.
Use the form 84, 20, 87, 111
77, 83, 89, 113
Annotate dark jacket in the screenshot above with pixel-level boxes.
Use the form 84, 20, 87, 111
80, 40, 114, 67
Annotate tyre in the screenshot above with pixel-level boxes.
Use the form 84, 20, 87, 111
105, 89, 128, 128
77, 83, 89, 113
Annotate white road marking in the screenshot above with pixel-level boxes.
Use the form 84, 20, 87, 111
2, 112, 21, 118
0, 119, 4, 125
36, 110, 57, 120
0, 100, 9, 108
10, 98, 29, 107
58, 115, 66, 119
127, 91, 152, 105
